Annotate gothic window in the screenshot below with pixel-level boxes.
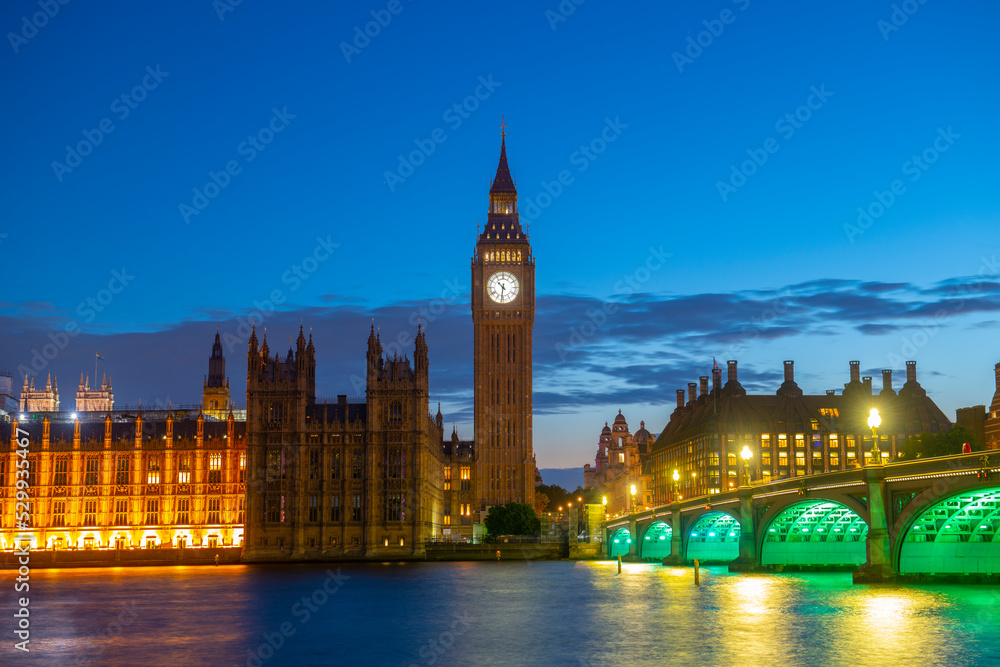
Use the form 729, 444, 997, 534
308, 495, 319, 522
115, 499, 129, 526
178, 453, 191, 484
309, 449, 320, 479
330, 450, 341, 479
443, 466, 452, 491
330, 495, 341, 522
54, 457, 68, 486
208, 498, 221, 524
237, 497, 245, 524
384, 492, 404, 522
238, 452, 246, 483
351, 494, 362, 521
85, 456, 99, 486
116, 455, 130, 485
146, 455, 160, 484
83, 499, 97, 526
352, 448, 363, 479
389, 400, 402, 426
52, 500, 66, 527
208, 453, 222, 483
386, 448, 405, 478
145, 498, 159, 525
176, 498, 189, 525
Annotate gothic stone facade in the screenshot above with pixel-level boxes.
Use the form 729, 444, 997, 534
242, 326, 452, 561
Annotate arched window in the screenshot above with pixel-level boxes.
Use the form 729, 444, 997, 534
389, 400, 402, 426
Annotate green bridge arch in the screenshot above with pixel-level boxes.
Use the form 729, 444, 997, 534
640, 521, 672, 561
900, 487, 1000, 575
609, 527, 631, 559
761, 500, 868, 567
687, 511, 740, 563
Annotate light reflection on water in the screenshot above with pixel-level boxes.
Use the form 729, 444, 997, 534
11, 562, 1000, 666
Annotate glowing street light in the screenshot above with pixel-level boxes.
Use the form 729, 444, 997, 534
740, 445, 753, 486
672, 469, 680, 503
630, 484, 637, 514
867, 407, 882, 465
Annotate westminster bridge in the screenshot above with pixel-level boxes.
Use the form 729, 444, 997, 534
602, 451, 1000, 582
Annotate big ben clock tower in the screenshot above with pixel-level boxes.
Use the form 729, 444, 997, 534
473, 129, 535, 510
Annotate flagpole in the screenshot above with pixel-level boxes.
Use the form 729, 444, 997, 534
94, 353, 98, 388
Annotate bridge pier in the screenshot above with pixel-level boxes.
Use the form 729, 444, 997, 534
627, 514, 638, 560
853, 465, 897, 583
662, 506, 684, 565
729, 487, 760, 572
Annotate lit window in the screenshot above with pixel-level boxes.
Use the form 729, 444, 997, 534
176, 498, 190, 525
208, 453, 222, 483
208, 498, 221, 524
460, 466, 471, 491
147, 456, 160, 484
115, 499, 129, 526
443, 466, 452, 491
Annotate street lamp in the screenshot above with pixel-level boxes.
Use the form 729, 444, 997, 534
672, 469, 680, 502
867, 407, 882, 465
740, 445, 752, 486
630, 484, 637, 514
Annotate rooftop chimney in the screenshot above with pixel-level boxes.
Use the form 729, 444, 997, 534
826, 390, 836, 396
723, 360, 746, 396
688, 382, 697, 404
777, 360, 802, 397
676, 389, 685, 410
712, 367, 722, 395
699, 376, 709, 398
900, 360, 926, 397
881, 369, 895, 396
850, 360, 860, 383
863, 376, 873, 395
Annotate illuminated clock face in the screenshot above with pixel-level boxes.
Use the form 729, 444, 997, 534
487, 271, 519, 304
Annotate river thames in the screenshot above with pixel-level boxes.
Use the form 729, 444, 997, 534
9, 561, 1000, 666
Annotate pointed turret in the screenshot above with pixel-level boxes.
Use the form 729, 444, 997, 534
490, 133, 516, 194
480, 127, 527, 244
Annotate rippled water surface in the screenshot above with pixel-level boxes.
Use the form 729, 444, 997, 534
9, 561, 1000, 666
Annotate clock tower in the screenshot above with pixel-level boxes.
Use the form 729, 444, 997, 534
472, 130, 535, 510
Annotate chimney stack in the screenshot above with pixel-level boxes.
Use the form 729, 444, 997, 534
906, 360, 917, 384
850, 360, 860, 383
784, 360, 794, 383
712, 367, 722, 394
881, 369, 895, 395
727, 360, 738, 383
863, 376, 873, 395
688, 382, 697, 404
699, 376, 709, 398
826, 390, 835, 396
676, 390, 685, 410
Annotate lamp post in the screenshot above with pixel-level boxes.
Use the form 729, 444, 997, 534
672, 469, 680, 503
740, 445, 752, 487
630, 484, 637, 514
867, 407, 882, 465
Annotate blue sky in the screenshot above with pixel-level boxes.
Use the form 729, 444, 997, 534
1, 0, 998, 468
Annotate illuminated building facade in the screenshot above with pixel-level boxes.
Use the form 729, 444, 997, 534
645, 360, 952, 505
242, 325, 453, 561
583, 411, 654, 514
76, 373, 114, 412
1, 411, 246, 552
20, 374, 59, 412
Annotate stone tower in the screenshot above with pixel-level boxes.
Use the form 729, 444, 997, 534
471, 130, 535, 509
203, 331, 231, 415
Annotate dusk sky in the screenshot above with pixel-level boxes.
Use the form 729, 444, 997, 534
2, 1, 998, 470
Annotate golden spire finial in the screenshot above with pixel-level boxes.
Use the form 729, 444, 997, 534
500, 116, 506, 137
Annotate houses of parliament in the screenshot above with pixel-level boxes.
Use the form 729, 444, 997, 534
0, 135, 537, 559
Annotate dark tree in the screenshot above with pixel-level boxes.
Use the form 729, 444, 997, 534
897, 425, 976, 460
484, 502, 541, 536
